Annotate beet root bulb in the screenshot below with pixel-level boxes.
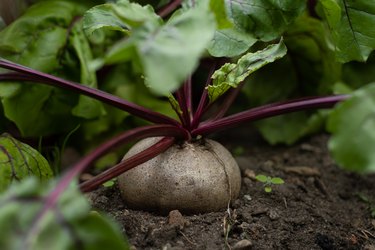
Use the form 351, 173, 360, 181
117, 137, 241, 214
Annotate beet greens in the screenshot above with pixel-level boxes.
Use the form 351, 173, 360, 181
1, 0, 375, 248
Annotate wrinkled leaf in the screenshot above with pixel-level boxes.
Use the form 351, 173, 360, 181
319, 0, 375, 62
208, 0, 305, 57
327, 83, 375, 173
83, 0, 160, 34
208, 40, 287, 103
0, 178, 129, 250
0, 134, 53, 192
94, 2, 216, 95
135, 10, 214, 94
0, 1, 89, 136
0, 1, 86, 74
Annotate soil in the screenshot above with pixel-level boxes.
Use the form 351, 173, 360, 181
87, 133, 375, 250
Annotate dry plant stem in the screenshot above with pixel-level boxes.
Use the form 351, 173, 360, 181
192, 95, 350, 136
80, 137, 175, 192
0, 59, 179, 126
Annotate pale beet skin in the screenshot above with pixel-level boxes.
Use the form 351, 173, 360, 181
117, 137, 241, 214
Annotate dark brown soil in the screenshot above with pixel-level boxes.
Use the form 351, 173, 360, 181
88, 134, 375, 250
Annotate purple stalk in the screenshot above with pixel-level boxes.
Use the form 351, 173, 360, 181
184, 75, 193, 119
80, 137, 175, 192
175, 79, 192, 129
210, 82, 245, 121
27, 128, 180, 242
52, 125, 186, 195
31, 125, 185, 224
191, 64, 216, 129
0, 59, 180, 126
157, 0, 183, 18
192, 95, 349, 136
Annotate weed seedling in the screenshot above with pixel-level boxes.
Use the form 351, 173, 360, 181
256, 175, 285, 193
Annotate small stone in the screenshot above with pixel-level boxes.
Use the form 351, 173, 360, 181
233, 239, 253, 250
168, 210, 186, 229
80, 173, 94, 181
268, 209, 280, 220
364, 245, 375, 250
243, 169, 256, 180
162, 243, 172, 250
244, 194, 252, 201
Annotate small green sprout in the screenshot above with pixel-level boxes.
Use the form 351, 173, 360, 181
256, 175, 285, 193
102, 179, 115, 188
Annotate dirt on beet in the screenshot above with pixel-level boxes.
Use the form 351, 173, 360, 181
87, 132, 375, 250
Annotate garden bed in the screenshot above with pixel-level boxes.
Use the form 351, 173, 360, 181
89, 133, 375, 250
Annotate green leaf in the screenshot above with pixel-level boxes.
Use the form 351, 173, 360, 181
99, 3, 215, 95
103, 180, 115, 187
271, 177, 284, 185
327, 83, 375, 173
284, 15, 341, 95
319, 0, 375, 62
208, 29, 257, 57
0, 178, 129, 250
209, 0, 232, 29
70, 20, 106, 119
1, 85, 78, 136
208, 40, 287, 103
208, 0, 305, 57
0, 134, 53, 192
342, 53, 375, 89
0, 1, 89, 136
255, 175, 268, 183
224, 0, 305, 42
0, 1, 86, 73
83, 0, 160, 35
264, 186, 272, 193
256, 111, 328, 145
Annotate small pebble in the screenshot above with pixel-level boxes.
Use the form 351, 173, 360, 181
243, 169, 256, 180
268, 209, 280, 221
168, 210, 186, 229
233, 239, 253, 250
244, 194, 252, 201
364, 245, 375, 250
